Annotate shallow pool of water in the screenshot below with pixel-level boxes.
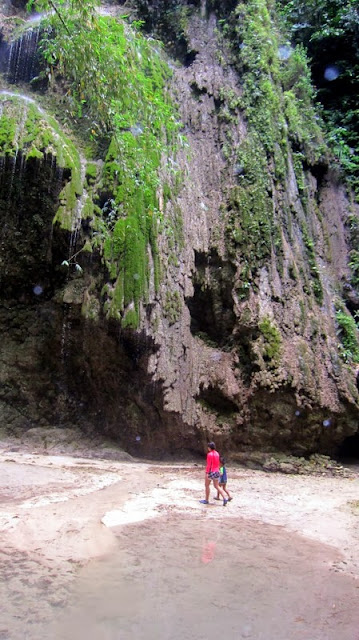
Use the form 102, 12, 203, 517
2, 513, 359, 639
44, 514, 359, 640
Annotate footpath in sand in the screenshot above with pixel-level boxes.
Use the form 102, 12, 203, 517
1, 438, 359, 640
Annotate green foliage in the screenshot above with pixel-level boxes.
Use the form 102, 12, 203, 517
131, 0, 191, 59
327, 125, 359, 194
291, 151, 309, 210
0, 95, 82, 229
121, 307, 140, 329
233, 0, 288, 165
227, 134, 273, 292
336, 308, 359, 363
220, 0, 327, 301
0, 114, 16, 152
85, 162, 98, 186
31, 0, 182, 327
34, 3, 177, 139
348, 250, 359, 287
221, 0, 285, 295
345, 213, 359, 289
301, 222, 323, 304
27, 0, 100, 28
281, 46, 327, 165
278, 0, 359, 198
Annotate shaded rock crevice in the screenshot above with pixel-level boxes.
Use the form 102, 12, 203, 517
186, 249, 236, 347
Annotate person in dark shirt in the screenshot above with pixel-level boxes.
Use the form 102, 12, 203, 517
215, 456, 232, 502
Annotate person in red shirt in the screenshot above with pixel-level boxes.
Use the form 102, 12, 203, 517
199, 442, 228, 506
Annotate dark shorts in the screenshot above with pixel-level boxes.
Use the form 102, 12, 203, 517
208, 471, 220, 480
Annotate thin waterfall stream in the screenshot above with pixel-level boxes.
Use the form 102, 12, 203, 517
6, 23, 41, 84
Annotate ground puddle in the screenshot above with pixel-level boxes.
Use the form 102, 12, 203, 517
45, 515, 359, 640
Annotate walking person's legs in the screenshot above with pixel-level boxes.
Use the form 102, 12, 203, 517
215, 483, 223, 500
205, 474, 211, 501
223, 482, 232, 500
200, 474, 211, 504
213, 478, 228, 505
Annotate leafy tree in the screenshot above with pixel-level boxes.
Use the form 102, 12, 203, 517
278, 0, 359, 195
27, 0, 181, 327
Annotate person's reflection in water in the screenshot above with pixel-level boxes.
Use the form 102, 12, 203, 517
201, 540, 216, 564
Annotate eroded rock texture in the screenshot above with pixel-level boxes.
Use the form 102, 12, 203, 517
0, 1, 358, 460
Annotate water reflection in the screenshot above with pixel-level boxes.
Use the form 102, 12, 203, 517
47, 515, 359, 640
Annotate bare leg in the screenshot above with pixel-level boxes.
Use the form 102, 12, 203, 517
223, 483, 232, 499
205, 474, 211, 502
215, 483, 223, 499
213, 478, 227, 502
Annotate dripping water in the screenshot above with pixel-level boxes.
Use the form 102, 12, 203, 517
59, 158, 88, 421
69, 158, 88, 262
0, 89, 45, 113
200, 0, 207, 17
6, 101, 28, 204
28, 11, 54, 24
6, 24, 41, 85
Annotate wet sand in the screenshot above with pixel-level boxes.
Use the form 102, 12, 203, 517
1, 446, 359, 639
52, 517, 359, 640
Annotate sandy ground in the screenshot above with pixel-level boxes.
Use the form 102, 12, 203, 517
1, 442, 359, 639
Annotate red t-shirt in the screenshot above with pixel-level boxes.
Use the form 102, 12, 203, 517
206, 450, 220, 473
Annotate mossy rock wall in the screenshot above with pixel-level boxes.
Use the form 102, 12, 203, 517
0, 1, 358, 460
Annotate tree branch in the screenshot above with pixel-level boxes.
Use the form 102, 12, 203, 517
48, 0, 71, 35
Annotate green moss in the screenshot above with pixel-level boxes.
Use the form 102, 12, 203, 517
195, 332, 219, 349
258, 316, 282, 364
301, 222, 323, 304
226, 132, 274, 294
219, 0, 328, 296
230, 1, 288, 170
53, 180, 79, 231
288, 262, 297, 281
81, 294, 100, 321
298, 341, 312, 382
349, 250, 359, 288
82, 239, 93, 253
0, 95, 83, 231
121, 307, 140, 329
281, 46, 326, 165
345, 214, 359, 288
163, 290, 182, 325
299, 299, 306, 330
82, 196, 94, 220
85, 162, 98, 185
292, 151, 309, 210
0, 114, 17, 153
336, 309, 359, 364
163, 181, 172, 207
25, 146, 44, 160
35, 11, 185, 328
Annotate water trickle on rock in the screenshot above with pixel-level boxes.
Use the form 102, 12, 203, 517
68, 158, 88, 261
6, 24, 41, 84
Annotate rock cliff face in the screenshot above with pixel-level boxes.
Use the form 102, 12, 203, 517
0, 0, 358, 460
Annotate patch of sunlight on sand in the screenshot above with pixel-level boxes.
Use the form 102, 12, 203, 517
102, 479, 203, 527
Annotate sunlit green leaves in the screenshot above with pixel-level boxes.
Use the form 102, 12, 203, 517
30, 0, 181, 326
